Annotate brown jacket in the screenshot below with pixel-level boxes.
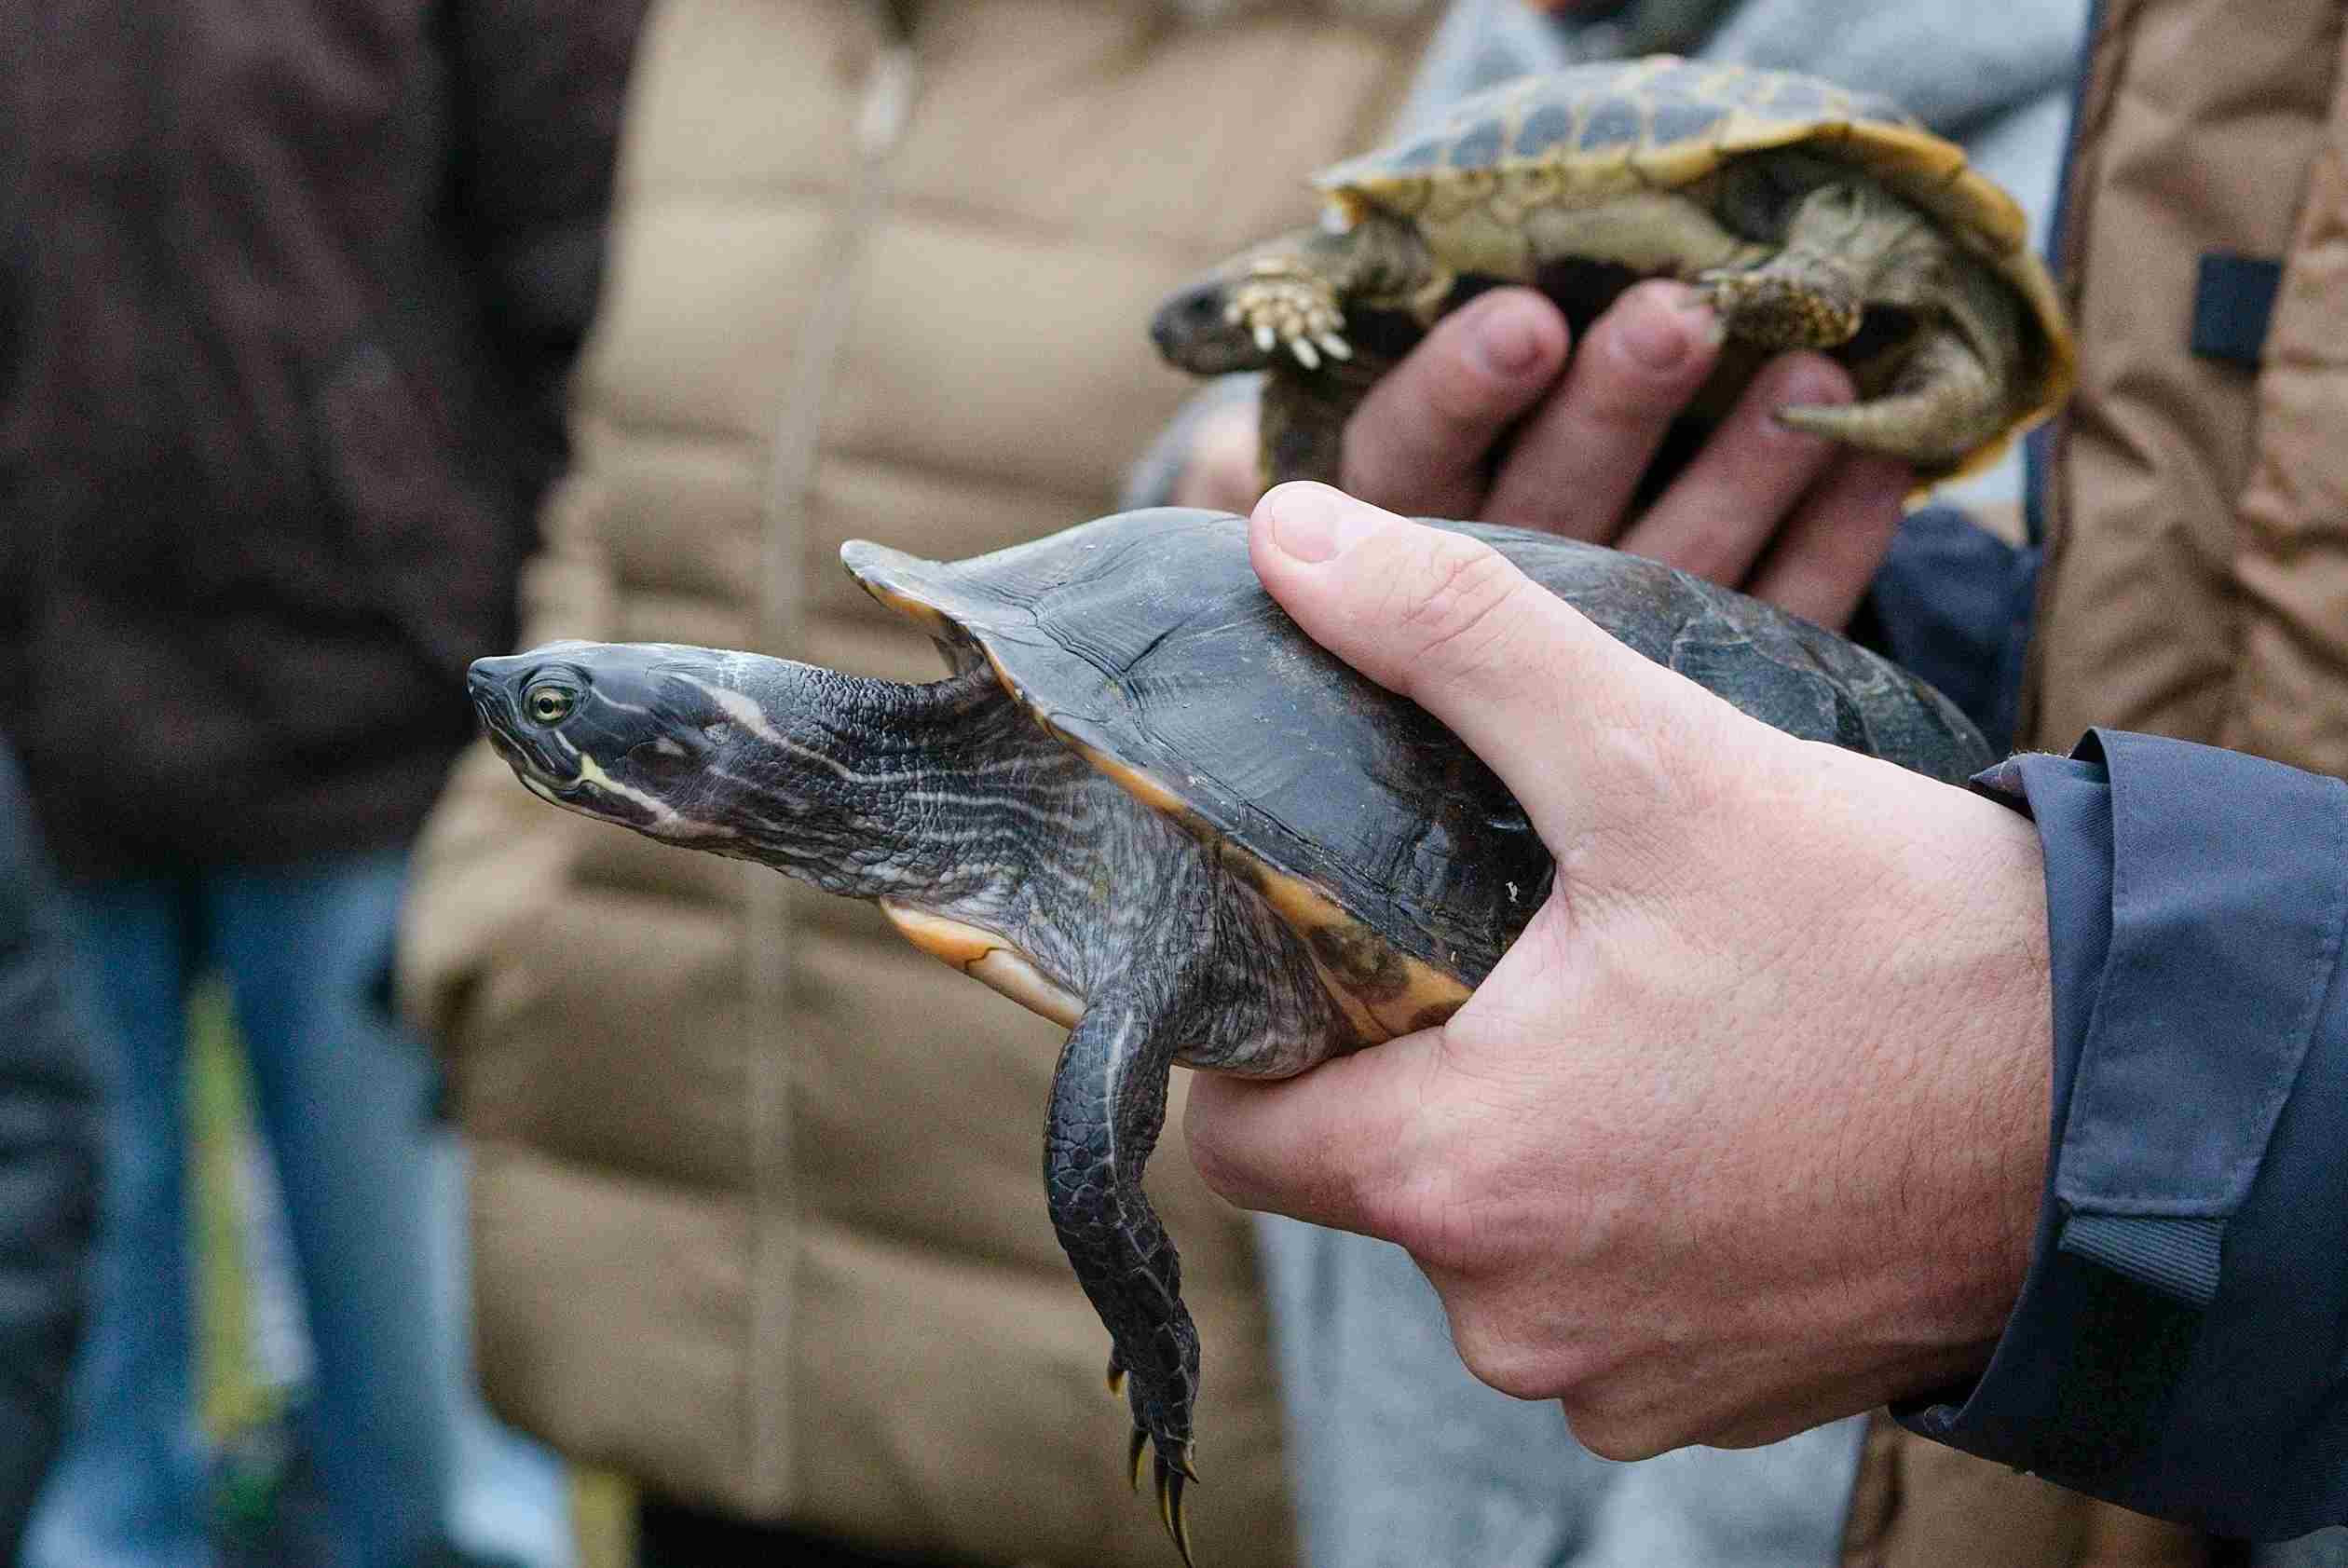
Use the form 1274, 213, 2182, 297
0, 0, 641, 875
1845, 1, 2348, 1562
400, 2, 1435, 1563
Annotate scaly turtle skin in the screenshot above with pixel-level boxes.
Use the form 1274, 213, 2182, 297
467, 508, 1992, 1565
1151, 57, 2075, 489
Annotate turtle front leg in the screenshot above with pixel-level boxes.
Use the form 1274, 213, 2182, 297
1257, 350, 1392, 487
1046, 989, 1202, 1565
1694, 182, 1890, 350
1151, 214, 1440, 378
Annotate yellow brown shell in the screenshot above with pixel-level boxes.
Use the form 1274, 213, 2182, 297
1318, 57, 2075, 476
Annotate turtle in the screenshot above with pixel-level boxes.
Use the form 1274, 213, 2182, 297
1150, 56, 2075, 490
466, 508, 1992, 1565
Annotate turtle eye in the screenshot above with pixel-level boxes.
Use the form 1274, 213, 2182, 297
523, 681, 578, 726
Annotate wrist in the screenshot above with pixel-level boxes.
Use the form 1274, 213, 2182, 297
1858, 778, 2052, 1397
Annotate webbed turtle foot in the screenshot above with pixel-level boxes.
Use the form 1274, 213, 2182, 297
1157, 1447, 1199, 1568
1228, 262, 1352, 371
1128, 1421, 1200, 1565
1103, 1308, 1203, 1562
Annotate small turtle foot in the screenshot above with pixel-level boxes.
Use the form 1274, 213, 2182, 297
1229, 263, 1352, 371
1698, 266, 1862, 351
1769, 319, 2006, 472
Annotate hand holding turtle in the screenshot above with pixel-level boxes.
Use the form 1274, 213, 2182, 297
1183, 482, 2055, 1457
1174, 282, 1915, 629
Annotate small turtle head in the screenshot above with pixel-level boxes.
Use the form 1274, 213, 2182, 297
469, 640, 805, 852
1150, 274, 1270, 375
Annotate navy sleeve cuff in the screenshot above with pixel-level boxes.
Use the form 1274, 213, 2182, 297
1894, 729, 2348, 1539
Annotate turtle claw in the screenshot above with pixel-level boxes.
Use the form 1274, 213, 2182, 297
1129, 1425, 1201, 1561
1154, 1449, 1197, 1568
1229, 262, 1347, 374
1107, 1350, 1127, 1397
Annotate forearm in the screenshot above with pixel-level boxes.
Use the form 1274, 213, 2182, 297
1909, 729, 2348, 1538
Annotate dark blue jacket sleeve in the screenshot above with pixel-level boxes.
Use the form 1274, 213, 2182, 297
1893, 728, 2348, 1539
0, 740, 102, 1559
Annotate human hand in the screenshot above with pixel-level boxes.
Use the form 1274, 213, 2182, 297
1170, 283, 1914, 629
1184, 484, 2052, 1458
1167, 398, 1264, 517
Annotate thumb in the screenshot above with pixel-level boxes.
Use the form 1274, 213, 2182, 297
1248, 483, 1695, 848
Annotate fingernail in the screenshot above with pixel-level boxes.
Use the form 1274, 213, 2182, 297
1768, 361, 1853, 443
1618, 303, 1693, 373
1266, 484, 1376, 563
1665, 283, 1728, 346
1473, 298, 1548, 376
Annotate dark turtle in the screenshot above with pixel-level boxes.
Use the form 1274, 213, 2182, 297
1151, 57, 2074, 489
467, 509, 1991, 1564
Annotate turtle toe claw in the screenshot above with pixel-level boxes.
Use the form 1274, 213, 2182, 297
1107, 1350, 1126, 1397
1231, 266, 1345, 375
1128, 1425, 1151, 1492
1154, 1455, 1196, 1568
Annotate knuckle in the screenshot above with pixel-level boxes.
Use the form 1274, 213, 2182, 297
1559, 1384, 1685, 1462
1453, 1318, 1559, 1403
1389, 537, 1532, 685
1178, 1086, 1266, 1207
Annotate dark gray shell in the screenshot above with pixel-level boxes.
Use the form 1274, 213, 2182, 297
843, 508, 1988, 989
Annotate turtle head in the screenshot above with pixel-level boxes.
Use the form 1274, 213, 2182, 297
470, 639, 1001, 896
1150, 270, 1272, 375
469, 640, 840, 856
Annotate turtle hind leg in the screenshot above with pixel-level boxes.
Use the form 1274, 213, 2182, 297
1044, 994, 1202, 1563
1770, 242, 2029, 475
1771, 320, 2012, 473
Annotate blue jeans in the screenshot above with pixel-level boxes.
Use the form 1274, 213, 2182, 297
25, 850, 568, 1568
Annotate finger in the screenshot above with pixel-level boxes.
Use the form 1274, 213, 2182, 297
1743, 454, 1912, 630
1340, 288, 1568, 517
1249, 483, 1699, 846
1181, 1043, 1430, 1234
1169, 402, 1266, 514
1615, 352, 1854, 587
1481, 280, 1724, 539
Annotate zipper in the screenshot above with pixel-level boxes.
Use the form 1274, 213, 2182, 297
743, 15, 921, 1507
2013, 0, 2113, 752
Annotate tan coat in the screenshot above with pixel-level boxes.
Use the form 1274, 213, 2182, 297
400, 2, 1435, 1563
1847, 0, 2348, 1561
